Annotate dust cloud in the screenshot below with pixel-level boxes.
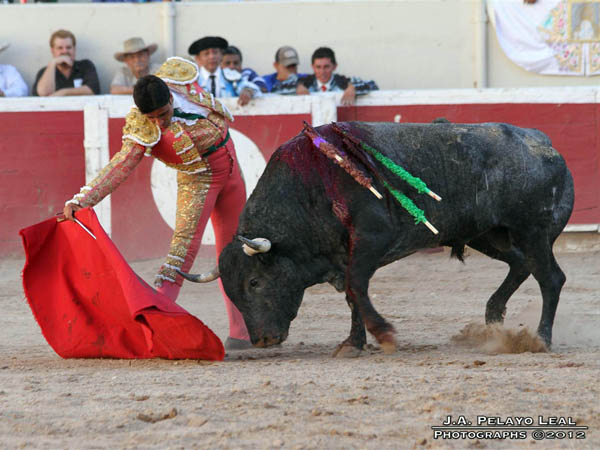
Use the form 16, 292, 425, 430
451, 323, 547, 354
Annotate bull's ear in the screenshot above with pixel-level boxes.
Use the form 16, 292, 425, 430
238, 236, 272, 256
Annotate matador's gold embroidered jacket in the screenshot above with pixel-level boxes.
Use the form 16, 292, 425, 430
66, 57, 234, 210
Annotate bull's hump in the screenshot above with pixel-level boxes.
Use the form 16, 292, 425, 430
351, 121, 517, 140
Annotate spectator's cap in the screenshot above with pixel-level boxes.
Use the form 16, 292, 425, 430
188, 36, 228, 55
275, 46, 299, 67
114, 37, 158, 62
0, 42, 9, 54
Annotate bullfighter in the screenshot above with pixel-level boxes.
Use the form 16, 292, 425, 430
63, 57, 250, 349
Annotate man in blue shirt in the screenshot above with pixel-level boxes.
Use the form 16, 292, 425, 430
262, 46, 307, 95
188, 36, 261, 106
221, 45, 267, 93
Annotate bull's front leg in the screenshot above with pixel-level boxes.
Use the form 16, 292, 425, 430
332, 298, 366, 358
335, 212, 398, 355
346, 280, 397, 354
343, 247, 397, 354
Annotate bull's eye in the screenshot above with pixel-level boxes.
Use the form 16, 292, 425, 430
249, 278, 259, 288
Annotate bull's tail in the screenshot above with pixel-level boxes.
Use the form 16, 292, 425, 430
551, 163, 575, 239
450, 244, 466, 262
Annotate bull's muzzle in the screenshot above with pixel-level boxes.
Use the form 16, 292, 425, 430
252, 330, 289, 348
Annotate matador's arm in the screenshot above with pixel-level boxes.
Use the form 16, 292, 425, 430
66, 139, 147, 209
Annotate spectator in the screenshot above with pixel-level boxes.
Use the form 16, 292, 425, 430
262, 46, 307, 95
33, 30, 100, 97
297, 46, 378, 106
0, 42, 28, 97
222, 45, 267, 93
188, 36, 261, 106
110, 37, 160, 95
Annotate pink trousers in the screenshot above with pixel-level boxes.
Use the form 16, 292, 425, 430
157, 139, 249, 340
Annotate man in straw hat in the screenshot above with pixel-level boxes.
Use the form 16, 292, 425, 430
0, 42, 28, 97
111, 37, 160, 95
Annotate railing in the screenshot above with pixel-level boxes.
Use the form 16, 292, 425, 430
2, 88, 598, 259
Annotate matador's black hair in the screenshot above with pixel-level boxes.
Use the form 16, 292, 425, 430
133, 75, 170, 114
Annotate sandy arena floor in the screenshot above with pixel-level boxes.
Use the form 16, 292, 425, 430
0, 248, 598, 449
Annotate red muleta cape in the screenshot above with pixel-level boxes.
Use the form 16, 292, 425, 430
19, 208, 224, 360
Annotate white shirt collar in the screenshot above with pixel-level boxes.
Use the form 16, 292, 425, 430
170, 88, 210, 119
200, 66, 221, 94
200, 65, 219, 79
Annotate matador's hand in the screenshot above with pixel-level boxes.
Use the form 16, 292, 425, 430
62, 203, 82, 222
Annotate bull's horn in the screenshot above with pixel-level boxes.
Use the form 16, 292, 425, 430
176, 266, 220, 283
238, 236, 272, 256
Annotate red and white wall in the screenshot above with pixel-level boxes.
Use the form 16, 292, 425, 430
1, 89, 598, 260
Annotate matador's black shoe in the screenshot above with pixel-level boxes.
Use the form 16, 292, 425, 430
225, 337, 253, 350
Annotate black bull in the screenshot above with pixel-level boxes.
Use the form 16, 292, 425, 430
183, 121, 574, 356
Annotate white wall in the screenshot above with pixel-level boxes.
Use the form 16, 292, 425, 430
0, 0, 598, 96
1, 4, 165, 94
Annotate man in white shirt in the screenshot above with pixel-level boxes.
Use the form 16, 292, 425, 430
0, 42, 28, 97
188, 36, 261, 106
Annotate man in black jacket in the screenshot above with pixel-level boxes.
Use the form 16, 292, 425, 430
297, 47, 378, 105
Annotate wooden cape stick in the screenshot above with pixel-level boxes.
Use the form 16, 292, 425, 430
302, 123, 383, 199
331, 123, 442, 202
302, 122, 439, 235
330, 123, 440, 235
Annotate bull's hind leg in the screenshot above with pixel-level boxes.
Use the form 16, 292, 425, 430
513, 234, 566, 348
467, 237, 530, 324
485, 265, 530, 324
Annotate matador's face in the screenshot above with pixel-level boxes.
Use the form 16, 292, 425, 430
144, 96, 174, 130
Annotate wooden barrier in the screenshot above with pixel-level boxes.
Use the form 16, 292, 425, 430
1, 89, 598, 259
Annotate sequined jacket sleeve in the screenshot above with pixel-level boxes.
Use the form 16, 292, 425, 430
66, 139, 147, 209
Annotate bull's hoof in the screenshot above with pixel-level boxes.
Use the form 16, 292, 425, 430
332, 342, 363, 358
537, 330, 552, 351
377, 332, 397, 354
485, 305, 506, 324
380, 341, 396, 354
